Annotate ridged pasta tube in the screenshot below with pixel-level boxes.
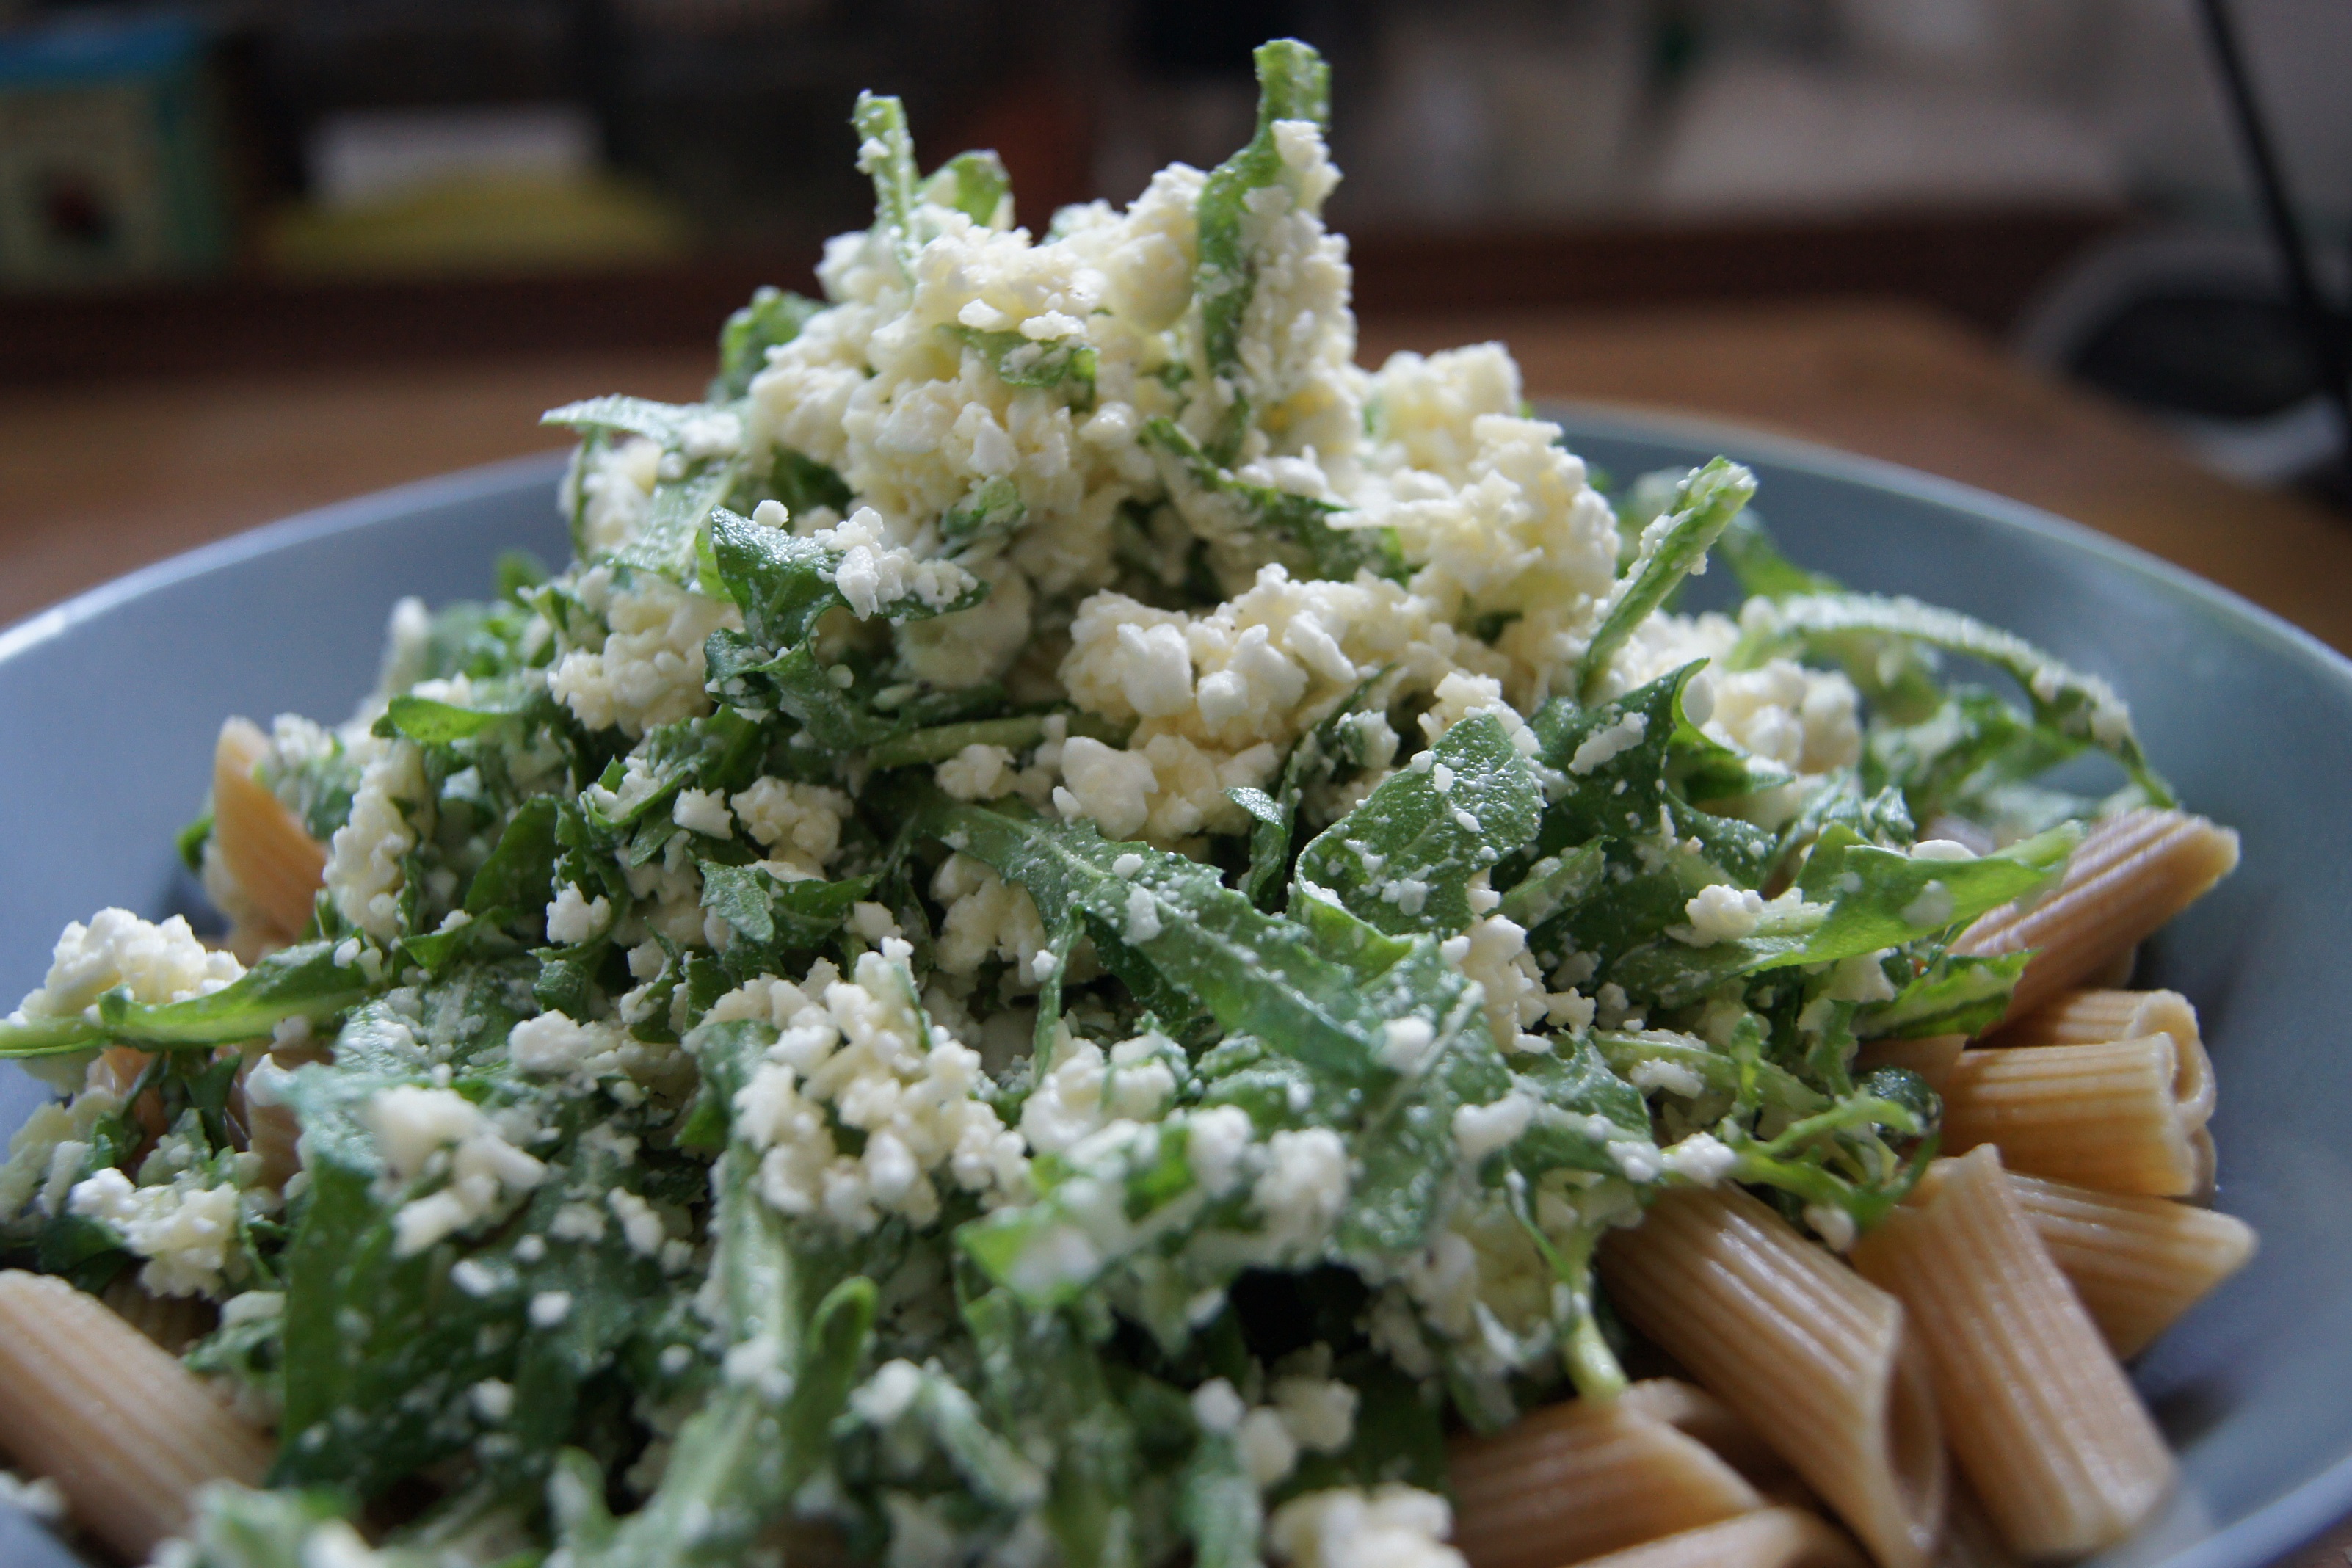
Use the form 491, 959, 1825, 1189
1913, 1163, 2255, 1358
1951, 810, 2237, 1022
99, 1275, 218, 1355
1939, 1036, 2212, 1196
1992, 989, 2199, 1052
1851, 1147, 2173, 1558
1564, 1506, 1867, 1568
212, 716, 327, 939
1617, 1378, 1803, 1497
1598, 1188, 1947, 1568
0, 1271, 272, 1562
1851, 1036, 1967, 1094
1931, 1484, 2019, 1568
1449, 1393, 1763, 1568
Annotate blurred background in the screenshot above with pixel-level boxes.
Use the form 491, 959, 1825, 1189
0, 0, 2346, 509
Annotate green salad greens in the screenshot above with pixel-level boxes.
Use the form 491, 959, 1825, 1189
0, 39, 2164, 1568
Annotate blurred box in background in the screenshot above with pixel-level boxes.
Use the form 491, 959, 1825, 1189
0, 11, 231, 288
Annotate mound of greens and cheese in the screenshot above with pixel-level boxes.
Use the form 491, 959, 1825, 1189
0, 40, 2168, 1568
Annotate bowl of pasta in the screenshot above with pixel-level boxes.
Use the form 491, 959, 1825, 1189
4, 37, 2351, 1568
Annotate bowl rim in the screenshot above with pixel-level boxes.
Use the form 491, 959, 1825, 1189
4, 410, 2348, 1568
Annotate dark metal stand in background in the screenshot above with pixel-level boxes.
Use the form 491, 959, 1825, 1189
2194, 0, 2352, 493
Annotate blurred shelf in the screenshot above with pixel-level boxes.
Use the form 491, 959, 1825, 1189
0, 205, 2124, 387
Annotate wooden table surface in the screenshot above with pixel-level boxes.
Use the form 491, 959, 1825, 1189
2, 300, 2349, 1566
5, 300, 2351, 648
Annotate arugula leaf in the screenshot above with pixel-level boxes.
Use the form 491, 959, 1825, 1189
1735, 592, 2173, 804
941, 474, 1028, 543
1180, 1429, 1263, 1568
628, 463, 744, 584
1573, 458, 1754, 703
1865, 686, 2087, 827
852, 90, 922, 272
1496, 841, 1605, 932
1233, 672, 1393, 910
705, 506, 986, 649
1763, 823, 2077, 970
378, 694, 509, 744
947, 327, 1097, 392
1294, 712, 1542, 937
923, 796, 1481, 1084
751, 446, 856, 520
713, 286, 824, 401
0, 943, 377, 1059
923, 148, 1012, 228
1142, 416, 1403, 587
565, 1022, 878, 1568
1193, 39, 1333, 464
700, 865, 874, 978
465, 796, 565, 918
1856, 950, 2029, 1039
1716, 512, 1843, 601
542, 396, 707, 446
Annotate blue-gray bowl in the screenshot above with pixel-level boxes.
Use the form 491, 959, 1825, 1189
3, 413, 2346, 1568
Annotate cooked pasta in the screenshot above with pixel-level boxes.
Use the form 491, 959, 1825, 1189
0, 1271, 272, 1562
1597, 1188, 1946, 1568
1992, 1169, 2253, 1358
1448, 1394, 1763, 1568
1616, 1379, 1804, 1498
1564, 1506, 1867, 1568
100, 1274, 218, 1355
1950, 810, 2238, 1020
211, 716, 328, 942
1993, 989, 2199, 1053
1938, 1035, 2211, 1196
1851, 1036, 1967, 1095
1851, 1148, 2173, 1558
1931, 1484, 2019, 1568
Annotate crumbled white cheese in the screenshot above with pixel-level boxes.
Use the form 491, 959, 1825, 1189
716, 949, 1028, 1232
543, 885, 613, 946
1677, 884, 1766, 946
549, 567, 741, 738
10, 908, 244, 1027
366, 1086, 546, 1256
68, 1166, 243, 1298
671, 787, 736, 839
325, 738, 430, 938
1269, 1485, 1464, 1568
1451, 1092, 1533, 1163
1254, 1128, 1350, 1257
730, 777, 854, 876
1660, 1131, 1739, 1186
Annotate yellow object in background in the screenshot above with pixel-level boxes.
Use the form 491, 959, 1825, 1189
261, 171, 692, 279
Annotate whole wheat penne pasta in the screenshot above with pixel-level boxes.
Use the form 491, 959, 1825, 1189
1853, 1036, 1967, 1094
1939, 1036, 2207, 1195
1950, 809, 2237, 1021
1598, 1188, 1946, 1568
213, 716, 327, 939
100, 1275, 219, 1355
1992, 989, 2198, 1052
2001, 1169, 2254, 1357
1851, 1147, 2173, 1558
1989, 990, 2217, 1130
0, 1271, 272, 1562
1564, 1506, 1866, 1568
2185, 1125, 2216, 1198
1617, 1378, 1801, 1496
1450, 1395, 1763, 1568
1932, 1484, 2019, 1568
